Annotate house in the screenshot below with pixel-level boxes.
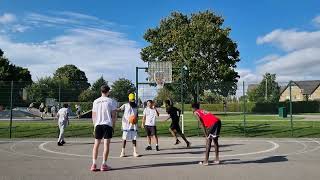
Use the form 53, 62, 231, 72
279, 80, 320, 102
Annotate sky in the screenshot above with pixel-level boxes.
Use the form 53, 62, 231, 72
1, 0, 320, 88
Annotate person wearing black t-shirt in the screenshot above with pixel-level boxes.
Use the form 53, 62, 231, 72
165, 100, 190, 147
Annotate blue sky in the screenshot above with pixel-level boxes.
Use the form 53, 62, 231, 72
0, 0, 320, 87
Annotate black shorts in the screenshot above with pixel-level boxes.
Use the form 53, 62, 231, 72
95, 125, 113, 139
144, 125, 157, 136
170, 123, 182, 134
207, 120, 221, 139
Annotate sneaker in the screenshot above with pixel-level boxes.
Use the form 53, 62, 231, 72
213, 160, 220, 165
174, 139, 181, 145
100, 164, 111, 171
57, 142, 63, 146
133, 152, 140, 157
120, 151, 125, 158
186, 142, 191, 148
156, 145, 160, 151
145, 146, 152, 151
198, 161, 209, 166
61, 140, 66, 145
90, 164, 97, 171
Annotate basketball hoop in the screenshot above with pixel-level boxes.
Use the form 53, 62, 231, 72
154, 71, 165, 89
148, 62, 172, 89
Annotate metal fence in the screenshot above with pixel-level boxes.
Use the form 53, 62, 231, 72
1, 80, 320, 138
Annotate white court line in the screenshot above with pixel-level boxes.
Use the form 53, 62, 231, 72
38, 140, 280, 159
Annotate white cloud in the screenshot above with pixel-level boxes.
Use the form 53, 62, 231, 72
257, 29, 320, 51
312, 15, 320, 26
0, 27, 144, 83
254, 16, 320, 82
0, 13, 16, 24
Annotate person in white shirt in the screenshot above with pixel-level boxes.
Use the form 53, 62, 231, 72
141, 100, 160, 151
118, 93, 140, 158
90, 85, 117, 172
56, 104, 69, 146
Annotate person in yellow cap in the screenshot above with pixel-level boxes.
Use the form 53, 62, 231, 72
117, 93, 140, 157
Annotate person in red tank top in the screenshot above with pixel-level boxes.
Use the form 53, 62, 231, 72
192, 102, 221, 166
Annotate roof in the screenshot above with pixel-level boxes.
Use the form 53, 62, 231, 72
293, 80, 320, 95
247, 84, 258, 92
281, 80, 320, 95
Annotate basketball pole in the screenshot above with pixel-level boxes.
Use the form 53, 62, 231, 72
180, 66, 184, 133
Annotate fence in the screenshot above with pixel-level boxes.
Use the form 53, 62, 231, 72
1, 80, 320, 138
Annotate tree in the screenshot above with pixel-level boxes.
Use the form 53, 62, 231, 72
0, 49, 32, 107
25, 77, 59, 103
154, 87, 173, 106
141, 11, 240, 103
247, 73, 280, 103
78, 76, 108, 102
53, 64, 90, 102
110, 78, 135, 102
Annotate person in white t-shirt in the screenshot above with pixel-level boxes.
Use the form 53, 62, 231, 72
118, 93, 139, 158
90, 85, 117, 172
56, 104, 69, 146
141, 100, 160, 151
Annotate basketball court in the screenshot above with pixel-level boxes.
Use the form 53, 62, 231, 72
1, 137, 319, 180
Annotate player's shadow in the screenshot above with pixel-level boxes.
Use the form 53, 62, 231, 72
141, 149, 232, 156
111, 156, 288, 171
160, 144, 243, 151
220, 155, 288, 165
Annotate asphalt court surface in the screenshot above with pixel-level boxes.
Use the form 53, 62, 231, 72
0, 137, 320, 180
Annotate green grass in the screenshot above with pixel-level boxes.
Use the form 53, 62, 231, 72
1, 115, 320, 138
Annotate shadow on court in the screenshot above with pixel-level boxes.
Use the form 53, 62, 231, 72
110, 156, 288, 171
160, 143, 243, 151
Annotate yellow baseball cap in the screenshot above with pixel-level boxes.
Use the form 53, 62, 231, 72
128, 93, 135, 101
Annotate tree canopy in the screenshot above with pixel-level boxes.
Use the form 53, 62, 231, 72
110, 78, 135, 102
247, 73, 280, 103
141, 11, 240, 102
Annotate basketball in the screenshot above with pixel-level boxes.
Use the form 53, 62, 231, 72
129, 115, 137, 124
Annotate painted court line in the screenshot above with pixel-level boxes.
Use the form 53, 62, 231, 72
38, 140, 280, 159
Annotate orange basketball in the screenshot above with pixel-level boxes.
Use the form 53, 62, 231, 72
129, 115, 137, 124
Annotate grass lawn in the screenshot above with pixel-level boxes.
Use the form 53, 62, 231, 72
1, 113, 319, 138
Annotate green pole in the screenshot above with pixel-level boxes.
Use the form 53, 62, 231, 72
9, 81, 13, 139
180, 66, 184, 114
243, 81, 246, 136
289, 81, 293, 136
135, 67, 139, 105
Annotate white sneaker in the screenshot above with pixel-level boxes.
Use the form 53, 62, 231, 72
120, 151, 125, 158
133, 152, 140, 157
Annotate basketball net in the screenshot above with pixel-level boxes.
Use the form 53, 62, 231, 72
154, 71, 165, 89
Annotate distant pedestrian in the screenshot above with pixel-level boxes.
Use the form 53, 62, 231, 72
39, 103, 45, 120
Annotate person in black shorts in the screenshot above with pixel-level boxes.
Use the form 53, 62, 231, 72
165, 100, 190, 147
192, 102, 222, 166
90, 85, 117, 171
141, 100, 160, 151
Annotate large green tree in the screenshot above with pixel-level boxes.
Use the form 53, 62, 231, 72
110, 78, 135, 102
0, 49, 32, 107
79, 76, 108, 102
53, 64, 90, 102
248, 73, 280, 103
25, 77, 59, 103
141, 11, 240, 102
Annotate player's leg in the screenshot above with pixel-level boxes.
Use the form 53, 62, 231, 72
120, 139, 126, 157
169, 127, 179, 144
101, 125, 112, 171
57, 122, 64, 146
213, 138, 220, 164
91, 125, 102, 171
145, 126, 152, 150
175, 125, 190, 147
203, 137, 212, 165
132, 131, 139, 157
153, 126, 160, 151
91, 138, 101, 171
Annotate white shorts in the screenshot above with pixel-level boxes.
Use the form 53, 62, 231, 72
122, 130, 138, 140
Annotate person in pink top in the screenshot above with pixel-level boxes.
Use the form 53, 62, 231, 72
192, 102, 222, 166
